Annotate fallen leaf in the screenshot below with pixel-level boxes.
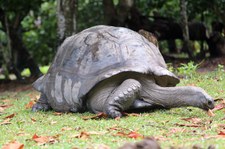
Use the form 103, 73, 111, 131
4, 113, 16, 119
169, 127, 186, 133
212, 102, 225, 111
30, 117, 36, 122
114, 131, 143, 139
207, 109, 215, 117
50, 121, 57, 125
87, 131, 106, 135
124, 113, 142, 117
153, 136, 170, 141
81, 112, 107, 120
127, 131, 143, 139
53, 112, 63, 116
0, 118, 12, 125
218, 124, 225, 129
27, 94, 40, 101
16, 132, 29, 136
181, 117, 202, 124
175, 123, 202, 128
61, 127, 73, 131
32, 134, 59, 145
25, 101, 35, 109
73, 131, 90, 140
0, 104, 13, 112
107, 125, 126, 131
2, 99, 11, 103
218, 131, 225, 136
2, 141, 24, 149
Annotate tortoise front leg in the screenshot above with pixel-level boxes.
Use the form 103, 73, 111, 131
32, 94, 52, 112
104, 79, 141, 118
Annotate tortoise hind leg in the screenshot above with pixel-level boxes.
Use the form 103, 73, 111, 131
104, 79, 141, 118
32, 94, 52, 112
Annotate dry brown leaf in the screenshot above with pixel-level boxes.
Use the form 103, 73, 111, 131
127, 131, 144, 139
207, 109, 215, 117
50, 121, 57, 125
0, 118, 12, 125
31, 117, 37, 123
212, 101, 225, 112
107, 125, 126, 131
169, 127, 186, 133
218, 131, 225, 136
124, 113, 142, 117
153, 136, 170, 141
218, 124, 225, 129
4, 113, 16, 119
81, 112, 107, 120
16, 132, 29, 136
61, 127, 73, 131
73, 131, 90, 140
0, 104, 13, 112
53, 112, 63, 116
25, 101, 35, 109
181, 117, 202, 124
175, 123, 202, 128
2, 141, 24, 149
2, 99, 12, 103
32, 134, 59, 145
113, 131, 143, 139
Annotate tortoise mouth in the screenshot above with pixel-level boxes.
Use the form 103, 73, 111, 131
203, 99, 215, 110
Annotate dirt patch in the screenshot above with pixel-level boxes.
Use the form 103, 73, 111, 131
0, 79, 34, 92
197, 56, 225, 72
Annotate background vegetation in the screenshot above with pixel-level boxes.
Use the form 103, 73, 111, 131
0, 0, 225, 79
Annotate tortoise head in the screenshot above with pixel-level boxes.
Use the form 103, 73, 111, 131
191, 87, 215, 110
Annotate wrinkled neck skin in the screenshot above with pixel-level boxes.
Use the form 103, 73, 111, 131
140, 78, 210, 110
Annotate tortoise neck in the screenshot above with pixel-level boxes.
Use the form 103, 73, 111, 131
140, 79, 202, 109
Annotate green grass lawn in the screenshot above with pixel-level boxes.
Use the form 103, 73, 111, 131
0, 67, 225, 149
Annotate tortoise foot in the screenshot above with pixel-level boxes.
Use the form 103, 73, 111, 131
32, 94, 51, 112
32, 103, 51, 112
105, 79, 141, 118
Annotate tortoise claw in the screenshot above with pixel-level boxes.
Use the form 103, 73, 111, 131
32, 94, 51, 112
32, 102, 51, 112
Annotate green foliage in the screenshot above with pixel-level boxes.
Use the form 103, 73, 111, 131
77, 0, 104, 31
22, 1, 57, 65
217, 64, 224, 72
21, 66, 49, 77
176, 61, 199, 78
137, 0, 180, 20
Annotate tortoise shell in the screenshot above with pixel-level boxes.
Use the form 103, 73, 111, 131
33, 25, 179, 112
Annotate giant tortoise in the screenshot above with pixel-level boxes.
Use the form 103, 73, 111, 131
32, 25, 215, 118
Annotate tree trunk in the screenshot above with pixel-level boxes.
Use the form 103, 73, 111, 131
117, 0, 134, 26
180, 0, 194, 59
103, 0, 134, 26
0, 8, 41, 79
57, 0, 77, 45
103, 0, 116, 25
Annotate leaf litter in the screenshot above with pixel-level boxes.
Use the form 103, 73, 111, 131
31, 133, 60, 145
2, 141, 24, 149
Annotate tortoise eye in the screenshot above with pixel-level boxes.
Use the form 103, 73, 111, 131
208, 100, 212, 105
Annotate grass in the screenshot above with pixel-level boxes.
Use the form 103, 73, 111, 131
0, 67, 225, 148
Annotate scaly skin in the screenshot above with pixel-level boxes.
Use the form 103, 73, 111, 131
104, 79, 141, 118
32, 75, 215, 118
32, 94, 51, 112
